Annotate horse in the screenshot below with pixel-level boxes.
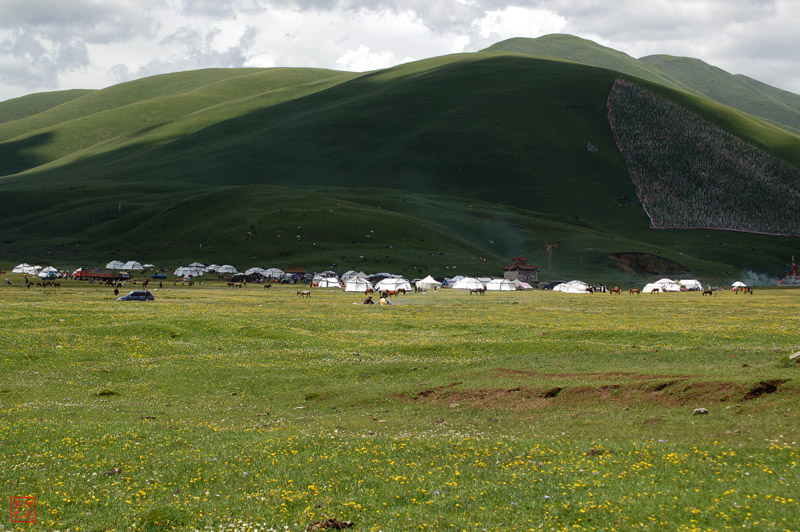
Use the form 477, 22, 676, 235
629, 288, 641, 295
702, 288, 714, 296
364, 288, 374, 295
650, 288, 659, 294
609, 287, 621, 295
297, 290, 311, 298
263, 284, 271, 290
469, 287, 486, 295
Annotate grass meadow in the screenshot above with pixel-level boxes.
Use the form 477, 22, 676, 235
1, 281, 798, 531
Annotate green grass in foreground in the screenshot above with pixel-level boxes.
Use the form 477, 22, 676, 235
1, 282, 799, 531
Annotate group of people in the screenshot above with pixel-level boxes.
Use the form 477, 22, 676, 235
361, 292, 392, 305
607, 78, 800, 236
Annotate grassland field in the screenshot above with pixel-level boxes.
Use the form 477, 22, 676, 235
1, 280, 799, 531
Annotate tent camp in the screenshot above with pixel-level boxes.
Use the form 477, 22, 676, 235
415, 275, 441, 291
643, 278, 683, 293
375, 278, 412, 292
451, 277, 484, 290
680, 279, 703, 291
12, 263, 40, 275
486, 278, 515, 291
553, 280, 590, 293
316, 277, 341, 288
344, 278, 373, 292
106, 260, 124, 270
122, 261, 144, 271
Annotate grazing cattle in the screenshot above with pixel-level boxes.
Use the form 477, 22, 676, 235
609, 287, 621, 295
469, 287, 486, 295
297, 290, 311, 298
702, 288, 714, 296
630, 288, 641, 295
650, 288, 659, 294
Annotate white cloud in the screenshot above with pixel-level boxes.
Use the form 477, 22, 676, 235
336, 44, 414, 71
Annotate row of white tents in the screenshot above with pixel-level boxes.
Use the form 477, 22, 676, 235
551, 278, 706, 294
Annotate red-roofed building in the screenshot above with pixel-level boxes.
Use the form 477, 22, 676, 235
503, 256, 539, 282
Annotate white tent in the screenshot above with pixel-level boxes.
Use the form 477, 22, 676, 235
553, 280, 590, 294
680, 279, 702, 291
316, 277, 341, 288
643, 278, 683, 293
375, 278, 412, 291
12, 263, 41, 275
205, 264, 220, 273
344, 278, 373, 292
451, 277, 484, 290
142, 264, 156, 269
217, 265, 238, 274
122, 261, 144, 271
514, 281, 533, 290
106, 260, 125, 270
188, 262, 206, 269
415, 275, 441, 290
174, 267, 201, 277
486, 278, 515, 291
245, 267, 268, 276
264, 268, 284, 279
732, 281, 747, 288
37, 266, 60, 278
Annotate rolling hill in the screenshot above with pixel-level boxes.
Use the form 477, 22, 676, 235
484, 34, 800, 135
1, 39, 799, 283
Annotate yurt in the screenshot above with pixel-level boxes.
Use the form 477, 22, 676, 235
553, 280, 590, 293
486, 278, 515, 291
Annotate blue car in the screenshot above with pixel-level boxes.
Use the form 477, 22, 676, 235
117, 290, 154, 301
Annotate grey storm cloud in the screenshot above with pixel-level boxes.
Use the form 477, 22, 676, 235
0, 0, 156, 91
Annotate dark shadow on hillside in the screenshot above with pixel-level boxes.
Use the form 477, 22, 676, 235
0, 132, 55, 177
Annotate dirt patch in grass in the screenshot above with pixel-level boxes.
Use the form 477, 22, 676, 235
743, 379, 789, 401
491, 368, 689, 381
409, 380, 764, 410
610, 252, 689, 275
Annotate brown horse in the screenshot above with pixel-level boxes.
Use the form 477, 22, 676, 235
702, 288, 714, 296
650, 288, 659, 294
629, 288, 641, 295
609, 287, 621, 295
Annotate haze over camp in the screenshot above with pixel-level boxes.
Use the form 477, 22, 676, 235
2, 2, 800, 530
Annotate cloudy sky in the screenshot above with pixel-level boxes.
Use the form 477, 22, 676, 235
1, 0, 799, 102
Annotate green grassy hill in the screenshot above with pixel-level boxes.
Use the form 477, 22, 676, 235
1, 49, 798, 282
485, 34, 800, 135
